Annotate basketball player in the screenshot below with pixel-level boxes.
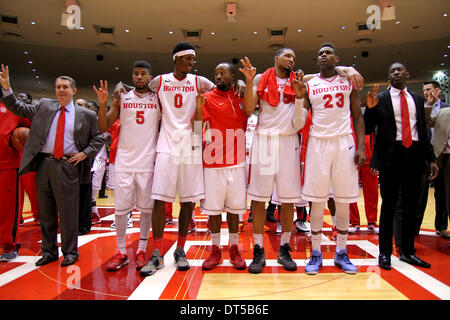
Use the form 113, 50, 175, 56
302, 43, 366, 275
196, 62, 249, 270
140, 42, 215, 276
94, 60, 161, 271
239, 52, 308, 273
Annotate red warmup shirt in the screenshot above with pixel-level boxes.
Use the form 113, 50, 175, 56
108, 118, 120, 164
0, 103, 22, 169
202, 88, 248, 168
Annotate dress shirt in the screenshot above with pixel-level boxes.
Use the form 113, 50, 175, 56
2, 88, 79, 154
389, 87, 418, 142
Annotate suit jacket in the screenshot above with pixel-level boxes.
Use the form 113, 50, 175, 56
364, 88, 436, 170
0, 92, 104, 184
425, 102, 450, 159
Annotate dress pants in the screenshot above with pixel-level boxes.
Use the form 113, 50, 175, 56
433, 155, 448, 232
78, 173, 92, 234
36, 157, 80, 260
378, 142, 424, 256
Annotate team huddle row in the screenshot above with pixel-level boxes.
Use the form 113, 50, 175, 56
88, 41, 370, 276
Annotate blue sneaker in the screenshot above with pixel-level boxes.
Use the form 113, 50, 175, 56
305, 249, 322, 275
0, 250, 19, 262
334, 249, 357, 274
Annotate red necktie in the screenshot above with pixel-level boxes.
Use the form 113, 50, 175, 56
400, 90, 412, 148
53, 106, 66, 159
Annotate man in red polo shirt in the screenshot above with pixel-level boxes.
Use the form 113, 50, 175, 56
0, 102, 22, 261
196, 62, 250, 270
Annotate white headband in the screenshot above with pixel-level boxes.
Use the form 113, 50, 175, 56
173, 49, 196, 61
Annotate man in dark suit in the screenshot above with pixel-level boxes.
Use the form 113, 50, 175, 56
364, 62, 439, 270
0, 64, 103, 267
423, 81, 450, 239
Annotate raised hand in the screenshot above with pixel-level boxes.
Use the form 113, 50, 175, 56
0, 64, 11, 90
366, 84, 379, 109
239, 57, 256, 81
292, 70, 306, 99
196, 88, 207, 109
427, 89, 439, 106
92, 80, 109, 106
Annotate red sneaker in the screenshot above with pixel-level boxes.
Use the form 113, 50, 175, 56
202, 245, 222, 270
229, 244, 246, 270
135, 250, 146, 270
106, 251, 129, 271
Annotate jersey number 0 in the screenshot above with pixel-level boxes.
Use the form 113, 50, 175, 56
174, 94, 183, 108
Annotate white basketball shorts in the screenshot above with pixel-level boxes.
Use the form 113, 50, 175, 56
114, 170, 154, 215
200, 165, 247, 215
151, 152, 205, 203
302, 134, 359, 203
247, 133, 302, 203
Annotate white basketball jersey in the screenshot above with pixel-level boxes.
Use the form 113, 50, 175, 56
156, 73, 214, 155
115, 90, 161, 172
307, 75, 353, 137
256, 76, 297, 136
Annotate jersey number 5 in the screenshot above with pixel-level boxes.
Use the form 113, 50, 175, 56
174, 94, 183, 108
136, 110, 145, 124
323, 93, 344, 108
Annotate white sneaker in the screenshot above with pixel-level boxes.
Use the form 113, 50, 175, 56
276, 222, 282, 235
127, 212, 133, 228
110, 221, 116, 229
348, 225, 360, 233
295, 220, 310, 233
367, 224, 379, 234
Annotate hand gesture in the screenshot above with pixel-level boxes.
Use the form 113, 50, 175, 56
427, 89, 439, 106
292, 70, 306, 99
239, 57, 256, 81
0, 64, 11, 90
92, 80, 109, 105
366, 84, 379, 109
196, 88, 206, 109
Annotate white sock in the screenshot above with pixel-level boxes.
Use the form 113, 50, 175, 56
92, 206, 98, 214
229, 233, 239, 246
335, 202, 350, 232
138, 210, 152, 252
280, 232, 291, 246
115, 214, 128, 254
310, 202, 326, 251
253, 233, 263, 247
211, 233, 221, 247
335, 202, 350, 251
336, 233, 347, 252
312, 233, 322, 252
